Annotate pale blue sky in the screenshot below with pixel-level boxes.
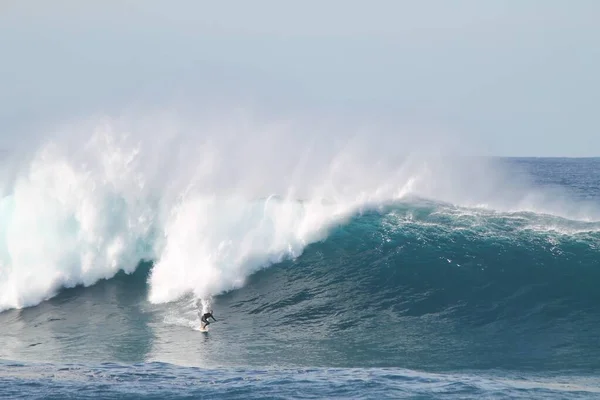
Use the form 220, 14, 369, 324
1, 1, 599, 156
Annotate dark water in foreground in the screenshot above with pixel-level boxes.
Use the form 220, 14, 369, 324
2, 361, 599, 399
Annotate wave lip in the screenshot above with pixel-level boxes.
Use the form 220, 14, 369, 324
147, 194, 356, 304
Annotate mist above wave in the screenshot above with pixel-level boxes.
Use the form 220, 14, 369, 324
0, 110, 596, 312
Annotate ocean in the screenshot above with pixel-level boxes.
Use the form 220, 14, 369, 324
0, 139, 599, 399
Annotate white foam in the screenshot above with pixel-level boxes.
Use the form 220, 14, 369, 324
0, 131, 155, 311
0, 111, 598, 311
147, 194, 354, 304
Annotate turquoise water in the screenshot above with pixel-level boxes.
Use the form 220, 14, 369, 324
1, 158, 599, 398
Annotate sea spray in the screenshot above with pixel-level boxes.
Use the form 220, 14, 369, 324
0, 137, 154, 311
0, 113, 598, 313
147, 194, 356, 304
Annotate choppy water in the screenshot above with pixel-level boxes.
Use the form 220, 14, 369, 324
1, 152, 599, 398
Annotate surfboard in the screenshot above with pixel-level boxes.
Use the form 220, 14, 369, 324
197, 326, 209, 333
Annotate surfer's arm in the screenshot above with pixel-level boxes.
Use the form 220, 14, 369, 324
211, 316, 217, 321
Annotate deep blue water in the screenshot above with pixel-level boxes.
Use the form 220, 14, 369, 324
1, 157, 599, 399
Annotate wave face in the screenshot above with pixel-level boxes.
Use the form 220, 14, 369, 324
0, 115, 599, 373
220, 200, 600, 370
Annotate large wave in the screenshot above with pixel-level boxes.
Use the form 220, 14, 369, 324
209, 203, 600, 370
0, 112, 598, 312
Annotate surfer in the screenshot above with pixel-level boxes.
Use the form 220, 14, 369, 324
200, 310, 217, 329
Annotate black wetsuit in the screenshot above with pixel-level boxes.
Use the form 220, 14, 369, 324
200, 312, 216, 328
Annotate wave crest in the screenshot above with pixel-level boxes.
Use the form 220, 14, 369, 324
0, 113, 598, 312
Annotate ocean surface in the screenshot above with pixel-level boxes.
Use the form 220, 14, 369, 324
0, 151, 599, 398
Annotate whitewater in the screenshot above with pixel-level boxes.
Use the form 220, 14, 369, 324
1, 114, 596, 314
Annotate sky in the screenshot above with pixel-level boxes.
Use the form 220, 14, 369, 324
1, 0, 599, 156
